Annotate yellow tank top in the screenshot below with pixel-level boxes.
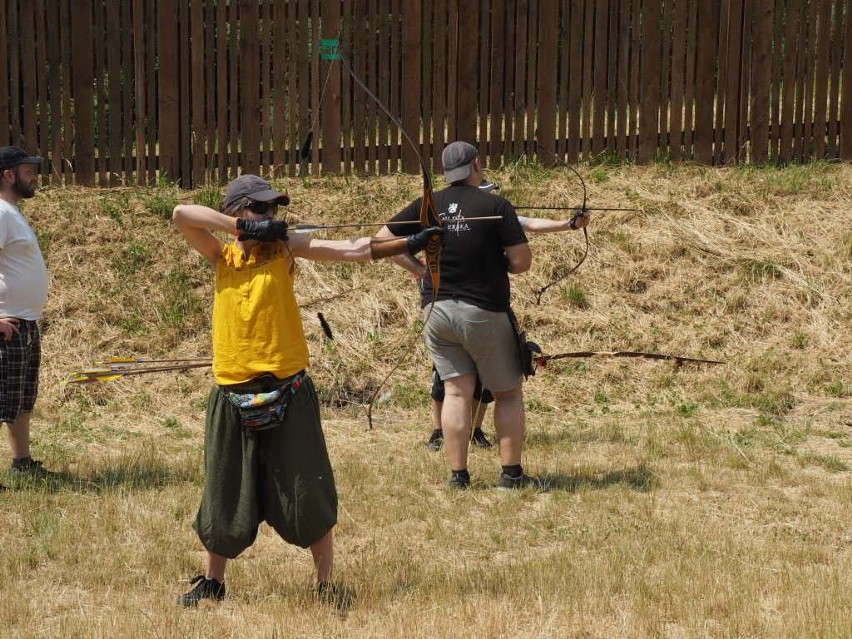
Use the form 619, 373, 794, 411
212, 242, 309, 385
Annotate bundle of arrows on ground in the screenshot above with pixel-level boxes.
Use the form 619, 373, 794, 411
66, 358, 212, 384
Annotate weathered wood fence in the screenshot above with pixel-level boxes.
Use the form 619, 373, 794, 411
1, 0, 851, 187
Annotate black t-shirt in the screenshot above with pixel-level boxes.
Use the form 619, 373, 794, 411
387, 184, 527, 311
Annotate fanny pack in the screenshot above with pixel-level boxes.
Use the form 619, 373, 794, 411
222, 371, 305, 431
507, 309, 542, 378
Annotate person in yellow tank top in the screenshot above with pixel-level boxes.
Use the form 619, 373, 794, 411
172, 174, 441, 607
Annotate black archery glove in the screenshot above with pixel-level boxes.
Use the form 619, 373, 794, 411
235, 218, 289, 242
406, 226, 444, 255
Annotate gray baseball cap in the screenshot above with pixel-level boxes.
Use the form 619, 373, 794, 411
442, 141, 478, 183
223, 174, 290, 210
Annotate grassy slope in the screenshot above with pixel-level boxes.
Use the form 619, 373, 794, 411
1, 162, 850, 638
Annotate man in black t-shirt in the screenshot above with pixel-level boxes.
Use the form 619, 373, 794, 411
376, 141, 537, 490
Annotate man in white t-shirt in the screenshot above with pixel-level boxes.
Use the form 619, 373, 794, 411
0, 146, 50, 488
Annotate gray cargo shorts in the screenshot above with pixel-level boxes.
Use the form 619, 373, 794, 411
423, 299, 523, 393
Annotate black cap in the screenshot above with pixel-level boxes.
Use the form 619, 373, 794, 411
0, 146, 43, 171
223, 174, 290, 210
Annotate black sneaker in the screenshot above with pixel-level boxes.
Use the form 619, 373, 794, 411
448, 474, 471, 490
425, 429, 444, 451
471, 428, 493, 449
11, 457, 52, 477
178, 575, 226, 607
497, 472, 542, 490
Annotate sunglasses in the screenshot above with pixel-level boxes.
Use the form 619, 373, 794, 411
244, 200, 278, 216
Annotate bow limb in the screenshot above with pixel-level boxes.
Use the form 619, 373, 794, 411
531, 140, 591, 305
336, 48, 443, 428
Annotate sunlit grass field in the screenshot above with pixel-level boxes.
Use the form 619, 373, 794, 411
1, 161, 850, 638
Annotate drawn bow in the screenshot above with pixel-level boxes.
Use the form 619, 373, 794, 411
333, 47, 444, 428
521, 140, 638, 305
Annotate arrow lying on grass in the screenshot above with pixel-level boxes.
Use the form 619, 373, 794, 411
536, 350, 725, 367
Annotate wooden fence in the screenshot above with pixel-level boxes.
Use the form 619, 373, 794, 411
1, 0, 851, 187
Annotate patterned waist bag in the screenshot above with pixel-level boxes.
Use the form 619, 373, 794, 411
222, 371, 306, 431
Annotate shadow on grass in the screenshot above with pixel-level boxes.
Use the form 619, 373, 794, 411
3, 460, 199, 494
540, 464, 657, 493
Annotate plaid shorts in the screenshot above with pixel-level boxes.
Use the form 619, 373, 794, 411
0, 320, 41, 422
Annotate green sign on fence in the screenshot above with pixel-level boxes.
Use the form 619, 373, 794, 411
319, 39, 341, 60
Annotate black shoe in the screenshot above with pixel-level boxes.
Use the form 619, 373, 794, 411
11, 457, 52, 477
497, 472, 542, 490
448, 474, 471, 490
471, 427, 493, 449
0, 484, 7, 492
178, 575, 226, 607
425, 429, 444, 451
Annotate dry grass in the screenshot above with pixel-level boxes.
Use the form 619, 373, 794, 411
1, 161, 850, 638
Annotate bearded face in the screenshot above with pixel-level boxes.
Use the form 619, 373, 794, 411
11, 164, 38, 200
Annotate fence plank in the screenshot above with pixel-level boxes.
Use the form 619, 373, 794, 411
812, 0, 832, 158
592, 0, 608, 155
827, 0, 844, 156
537, 0, 558, 162
0, 1, 8, 148
321, 2, 342, 173
478, 0, 491, 152
607, 1, 620, 155
238, 0, 260, 175
378, 0, 390, 174
628, 0, 641, 160
21, 1, 38, 153
389, 0, 401, 171
35, 0, 48, 158
669, 0, 687, 160
524, 0, 538, 152
799, 1, 817, 160
513, 0, 528, 157
401, 0, 422, 172
432, 0, 447, 168
722, 0, 744, 163
92, 0, 106, 183
489, 0, 506, 164
580, 0, 594, 159
8, 1, 21, 146
188, 0, 205, 183
447, 0, 459, 145
694, 2, 718, 164
458, 4, 478, 143
72, 0, 95, 184
105, 0, 123, 183
750, 0, 774, 163
45, 1, 61, 181
615, 0, 630, 158
638, 0, 661, 163
158, 0, 180, 181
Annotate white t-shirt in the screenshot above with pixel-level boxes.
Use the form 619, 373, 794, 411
0, 199, 48, 320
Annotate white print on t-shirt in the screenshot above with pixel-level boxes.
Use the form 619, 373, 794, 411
441, 202, 473, 235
